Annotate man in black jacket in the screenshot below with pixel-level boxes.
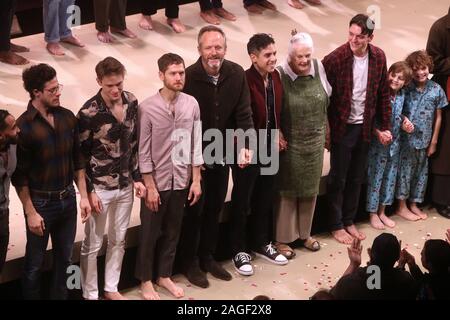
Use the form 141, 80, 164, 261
177, 25, 255, 288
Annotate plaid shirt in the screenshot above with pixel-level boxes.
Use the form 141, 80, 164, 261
322, 43, 391, 142
12, 101, 84, 191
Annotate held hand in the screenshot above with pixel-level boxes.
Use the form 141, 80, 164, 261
238, 148, 254, 169
278, 131, 288, 152
27, 212, 45, 236
80, 198, 91, 223
134, 182, 147, 199
88, 192, 103, 215
427, 142, 437, 157
188, 181, 202, 206
377, 130, 392, 146
401, 117, 414, 133
145, 187, 161, 212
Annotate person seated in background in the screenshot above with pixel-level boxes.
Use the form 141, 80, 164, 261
398, 237, 450, 300
331, 233, 417, 300
43, 0, 84, 56
198, 0, 236, 25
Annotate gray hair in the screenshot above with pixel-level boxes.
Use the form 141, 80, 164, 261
288, 32, 314, 56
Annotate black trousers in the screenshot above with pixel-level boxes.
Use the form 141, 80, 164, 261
199, 0, 223, 11
327, 125, 369, 231
135, 189, 187, 282
0, 0, 15, 52
93, 0, 127, 32
0, 210, 9, 274
177, 164, 229, 269
140, 0, 179, 18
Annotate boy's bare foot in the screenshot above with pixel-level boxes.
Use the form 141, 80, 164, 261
379, 213, 396, 228
370, 213, 385, 230
104, 291, 127, 300
288, 0, 305, 9
200, 10, 220, 25
46, 42, 65, 56
244, 4, 264, 14
139, 15, 153, 30
157, 277, 184, 298
167, 18, 186, 33
110, 27, 137, 39
10, 43, 30, 52
410, 203, 428, 220
332, 229, 353, 244
140, 281, 160, 300
213, 7, 237, 21
97, 31, 115, 43
61, 35, 85, 47
396, 206, 420, 221
345, 225, 366, 240
0, 51, 29, 65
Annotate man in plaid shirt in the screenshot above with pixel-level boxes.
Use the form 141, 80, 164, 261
322, 14, 391, 244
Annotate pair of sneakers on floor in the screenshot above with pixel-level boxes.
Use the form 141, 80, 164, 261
233, 243, 288, 276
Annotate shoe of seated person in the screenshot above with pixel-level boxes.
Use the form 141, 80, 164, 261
254, 243, 288, 265
232, 252, 254, 276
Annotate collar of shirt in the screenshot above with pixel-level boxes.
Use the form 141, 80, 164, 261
408, 79, 432, 94
94, 89, 130, 112
157, 90, 182, 114
281, 60, 316, 82
25, 100, 61, 121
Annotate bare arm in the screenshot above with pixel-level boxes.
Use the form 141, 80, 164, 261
427, 109, 442, 157
15, 186, 45, 236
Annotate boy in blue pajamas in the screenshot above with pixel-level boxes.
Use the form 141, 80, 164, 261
395, 50, 447, 221
367, 61, 413, 229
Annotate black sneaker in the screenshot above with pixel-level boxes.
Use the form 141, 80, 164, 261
254, 243, 288, 265
232, 252, 254, 276
201, 259, 232, 281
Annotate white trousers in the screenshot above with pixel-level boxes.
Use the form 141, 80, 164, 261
80, 185, 133, 299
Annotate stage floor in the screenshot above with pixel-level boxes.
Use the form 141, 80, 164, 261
0, 0, 449, 298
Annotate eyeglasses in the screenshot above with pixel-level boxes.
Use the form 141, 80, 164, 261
45, 84, 63, 95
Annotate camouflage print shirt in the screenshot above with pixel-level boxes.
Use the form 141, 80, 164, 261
78, 90, 140, 192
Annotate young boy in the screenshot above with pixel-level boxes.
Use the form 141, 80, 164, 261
395, 50, 447, 220
366, 61, 413, 229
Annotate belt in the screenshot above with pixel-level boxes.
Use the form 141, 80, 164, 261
30, 186, 73, 200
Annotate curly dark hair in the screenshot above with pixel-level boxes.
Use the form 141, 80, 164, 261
22, 63, 57, 99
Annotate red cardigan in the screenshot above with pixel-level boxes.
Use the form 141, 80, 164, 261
245, 64, 283, 130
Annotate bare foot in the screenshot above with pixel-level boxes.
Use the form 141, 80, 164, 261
288, 0, 305, 9
332, 229, 353, 244
157, 277, 184, 298
104, 291, 128, 300
110, 27, 137, 39
10, 43, 30, 53
61, 35, 85, 47
140, 281, 160, 300
244, 4, 264, 14
345, 225, 366, 240
379, 213, 396, 228
396, 206, 420, 221
0, 51, 29, 65
305, 0, 322, 4
213, 7, 237, 21
97, 31, 115, 43
200, 10, 220, 25
259, 0, 277, 10
410, 203, 428, 220
46, 42, 65, 56
370, 213, 385, 230
167, 18, 186, 33
139, 14, 153, 30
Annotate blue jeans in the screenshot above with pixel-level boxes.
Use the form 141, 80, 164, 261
22, 186, 77, 300
43, 0, 74, 43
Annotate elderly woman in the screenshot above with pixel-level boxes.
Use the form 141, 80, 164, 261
275, 32, 331, 258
